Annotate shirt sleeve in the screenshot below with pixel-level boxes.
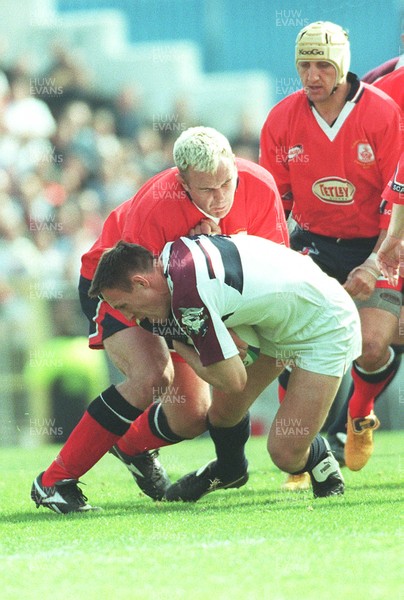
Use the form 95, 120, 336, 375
245, 172, 290, 246
259, 108, 294, 214
169, 263, 239, 367
382, 153, 404, 205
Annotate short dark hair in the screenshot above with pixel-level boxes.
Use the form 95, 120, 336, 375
89, 240, 154, 298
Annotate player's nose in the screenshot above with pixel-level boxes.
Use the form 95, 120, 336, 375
306, 64, 320, 80
212, 187, 225, 202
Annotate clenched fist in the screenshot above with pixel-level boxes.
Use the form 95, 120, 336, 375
188, 218, 222, 236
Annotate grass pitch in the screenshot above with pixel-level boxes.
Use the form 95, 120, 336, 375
1, 432, 402, 600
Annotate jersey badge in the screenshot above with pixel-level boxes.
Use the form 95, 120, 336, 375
179, 307, 208, 337
356, 142, 375, 165
287, 144, 304, 161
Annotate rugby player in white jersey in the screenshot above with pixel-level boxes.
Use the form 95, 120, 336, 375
90, 234, 361, 501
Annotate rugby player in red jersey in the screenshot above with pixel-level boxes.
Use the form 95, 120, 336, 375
372, 66, 404, 113
260, 21, 402, 483
31, 126, 288, 513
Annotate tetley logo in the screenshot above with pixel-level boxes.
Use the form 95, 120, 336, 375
312, 177, 355, 205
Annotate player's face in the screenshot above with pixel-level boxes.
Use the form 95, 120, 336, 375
101, 278, 171, 323
180, 156, 238, 219
297, 60, 338, 103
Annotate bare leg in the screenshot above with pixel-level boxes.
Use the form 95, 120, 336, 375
268, 367, 341, 473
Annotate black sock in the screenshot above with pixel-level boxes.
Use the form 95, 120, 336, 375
87, 385, 143, 435
374, 351, 402, 397
390, 344, 404, 357
207, 413, 250, 479
148, 402, 186, 444
292, 434, 328, 474
327, 393, 350, 436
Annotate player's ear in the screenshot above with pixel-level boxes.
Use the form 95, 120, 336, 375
131, 274, 150, 288
176, 171, 189, 192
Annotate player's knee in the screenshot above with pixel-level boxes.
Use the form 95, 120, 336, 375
359, 337, 389, 370
120, 365, 174, 408
162, 393, 209, 438
209, 403, 245, 428
169, 413, 207, 439
268, 439, 303, 472
142, 368, 173, 398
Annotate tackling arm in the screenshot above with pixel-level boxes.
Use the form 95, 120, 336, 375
172, 340, 247, 393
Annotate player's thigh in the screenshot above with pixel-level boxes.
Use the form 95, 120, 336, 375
358, 306, 399, 368
268, 367, 341, 462
209, 354, 282, 427
391, 306, 404, 346
162, 359, 212, 437
104, 327, 174, 407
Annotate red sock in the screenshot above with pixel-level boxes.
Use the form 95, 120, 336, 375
42, 412, 120, 486
278, 383, 287, 404
349, 361, 396, 419
278, 368, 290, 404
117, 404, 179, 455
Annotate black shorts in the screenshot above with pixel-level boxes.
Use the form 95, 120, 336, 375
78, 275, 134, 349
290, 226, 402, 317
290, 226, 379, 285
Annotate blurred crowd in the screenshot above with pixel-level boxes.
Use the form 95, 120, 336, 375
0, 42, 260, 334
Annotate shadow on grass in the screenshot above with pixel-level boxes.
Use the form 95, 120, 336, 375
3, 480, 402, 524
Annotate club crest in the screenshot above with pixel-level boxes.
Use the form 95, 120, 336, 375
179, 307, 208, 337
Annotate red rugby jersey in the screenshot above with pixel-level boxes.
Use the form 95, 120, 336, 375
260, 75, 402, 239
80, 158, 288, 280
373, 67, 404, 111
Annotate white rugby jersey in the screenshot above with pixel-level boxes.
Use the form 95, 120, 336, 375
161, 234, 356, 366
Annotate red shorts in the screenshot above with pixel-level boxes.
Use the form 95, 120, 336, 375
78, 276, 185, 362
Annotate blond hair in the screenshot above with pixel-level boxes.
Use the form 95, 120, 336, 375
173, 126, 234, 175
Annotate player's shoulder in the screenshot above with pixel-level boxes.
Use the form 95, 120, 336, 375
262, 91, 307, 136
373, 66, 404, 87
265, 90, 306, 120
371, 67, 404, 110
361, 79, 402, 114
235, 157, 277, 187
129, 166, 184, 210
139, 166, 180, 196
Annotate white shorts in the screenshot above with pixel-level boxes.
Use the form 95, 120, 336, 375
258, 293, 362, 378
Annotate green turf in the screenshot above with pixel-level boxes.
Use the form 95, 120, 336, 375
1, 432, 402, 600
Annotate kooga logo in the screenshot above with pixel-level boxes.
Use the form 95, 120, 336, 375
298, 49, 325, 55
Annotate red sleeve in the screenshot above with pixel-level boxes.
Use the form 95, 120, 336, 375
244, 170, 289, 246
220, 159, 289, 247
382, 152, 404, 205
259, 102, 294, 214
379, 201, 392, 229
368, 89, 403, 190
